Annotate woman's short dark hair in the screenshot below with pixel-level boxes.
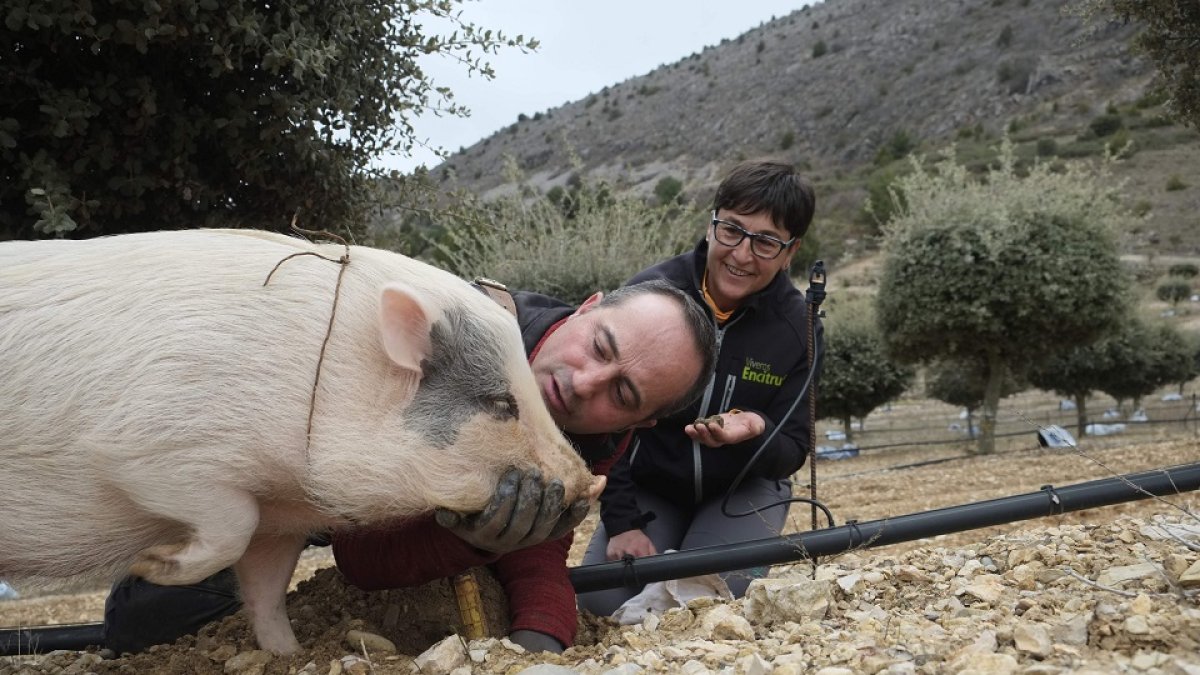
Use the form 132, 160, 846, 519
712, 159, 816, 240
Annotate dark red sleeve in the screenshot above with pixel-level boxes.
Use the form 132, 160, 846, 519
332, 515, 499, 591
493, 532, 577, 646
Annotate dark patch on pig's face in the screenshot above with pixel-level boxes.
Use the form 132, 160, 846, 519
403, 306, 519, 447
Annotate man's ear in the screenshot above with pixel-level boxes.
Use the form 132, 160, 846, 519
573, 291, 604, 317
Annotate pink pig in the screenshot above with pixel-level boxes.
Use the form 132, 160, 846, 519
0, 229, 602, 653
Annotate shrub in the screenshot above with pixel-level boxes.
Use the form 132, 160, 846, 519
1036, 137, 1059, 157
995, 58, 1034, 93
1157, 280, 1192, 306
431, 178, 703, 303
812, 40, 828, 58
1169, 263, 1199, 278
1088, 113, 1124, 138
653, 176, 684, 205
780, 131, 796, 151
1167, 175, 1188, 191
875, 130, 916, 165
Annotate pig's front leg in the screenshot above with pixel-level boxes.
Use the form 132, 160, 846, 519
127, 483, 260, 586
234, 532, 308, 654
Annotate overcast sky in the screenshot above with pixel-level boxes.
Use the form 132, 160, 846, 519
379, 0, 815, 174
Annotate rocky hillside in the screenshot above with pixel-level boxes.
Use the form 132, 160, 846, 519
426, 0, 1200, 256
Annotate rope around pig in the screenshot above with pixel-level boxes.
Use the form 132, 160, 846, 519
262, 220, 351, 456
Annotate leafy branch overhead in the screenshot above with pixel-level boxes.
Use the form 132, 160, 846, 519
1076, 0, 1200, 129
0, 0, 536, 238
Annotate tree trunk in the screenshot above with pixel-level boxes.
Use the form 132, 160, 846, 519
966, 406, 976, 440
843, 417, 853, 443
976, 352, 1003, 455
1075, 393, 1088, 439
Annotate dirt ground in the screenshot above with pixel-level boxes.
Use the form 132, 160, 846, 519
2, 414, 1198, 674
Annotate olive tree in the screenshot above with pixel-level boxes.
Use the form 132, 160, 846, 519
817, 309, 914, 442
1027, 331, 1122, 438
1, 1, 534, 239
925, 358, 1024, 440
1032, 317, 1196, 433
1098, 319, 1197, 414
876, 140, 1129, 454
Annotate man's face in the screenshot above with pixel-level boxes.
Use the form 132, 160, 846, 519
531, 292, 702, 435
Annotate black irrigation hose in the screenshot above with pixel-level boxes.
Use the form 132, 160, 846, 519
569, 462, 1200, 593
0, 623, 105, 657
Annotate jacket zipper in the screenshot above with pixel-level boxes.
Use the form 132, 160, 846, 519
691, 312, 744, 503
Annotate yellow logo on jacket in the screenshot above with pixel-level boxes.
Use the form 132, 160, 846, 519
742, 357, 784, 387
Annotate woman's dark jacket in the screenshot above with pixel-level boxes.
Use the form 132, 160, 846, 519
600, 239, 823, 535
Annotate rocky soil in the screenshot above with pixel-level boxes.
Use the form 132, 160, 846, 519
3, 437, 1198, 675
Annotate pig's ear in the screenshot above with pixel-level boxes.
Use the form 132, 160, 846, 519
379, 283, 434, 376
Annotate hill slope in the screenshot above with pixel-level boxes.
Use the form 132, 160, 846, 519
426, 0, 1200, 256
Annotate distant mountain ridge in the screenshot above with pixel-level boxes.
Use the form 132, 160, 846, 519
434, 0, 1148, 197
422, 0, 1200, 258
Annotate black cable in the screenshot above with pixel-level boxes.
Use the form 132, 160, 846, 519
720, 261, 833, 526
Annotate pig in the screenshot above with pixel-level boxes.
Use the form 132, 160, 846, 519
0, 228, 603, 653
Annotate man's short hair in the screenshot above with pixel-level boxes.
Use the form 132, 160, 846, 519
597, 280, 716, 419
713, 159, 816, 240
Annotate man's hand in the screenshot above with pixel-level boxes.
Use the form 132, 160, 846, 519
605, 529, 657, 560
435, 467, 590, 555
684, 410, 765, 447
508, 629, 564, 653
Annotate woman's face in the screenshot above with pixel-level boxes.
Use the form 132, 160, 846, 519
704, 209, 798, 310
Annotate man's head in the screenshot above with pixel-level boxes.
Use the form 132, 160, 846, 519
531, 280, 716, 434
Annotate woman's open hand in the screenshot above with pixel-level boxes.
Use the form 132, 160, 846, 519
684, 410, 765, 447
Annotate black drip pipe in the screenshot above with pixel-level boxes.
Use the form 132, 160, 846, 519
0, 622, 105, 657
569, 462, 1200, 593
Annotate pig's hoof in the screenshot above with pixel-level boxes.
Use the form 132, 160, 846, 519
130, 543, 197, 585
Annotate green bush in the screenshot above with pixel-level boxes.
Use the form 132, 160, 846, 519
431, 179, 703, 304
1088, 113, 1124, 138
653, 176, 684, 205
1036, 137, 1059, 157
780, 131, 796, 151
1157, 280, 1192, 306
874, 129, 916, 165
1167, 175, 1188, 191
1169, 263, 1199, 278
995, 58, 1034, 93
812, 40, 828, 58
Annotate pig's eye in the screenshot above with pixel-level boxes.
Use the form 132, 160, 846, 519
483, 393, 519, 421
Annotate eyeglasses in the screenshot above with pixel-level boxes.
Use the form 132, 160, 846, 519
710, 212, 796, 260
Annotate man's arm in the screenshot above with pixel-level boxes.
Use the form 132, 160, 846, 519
333, 516, 499, 590
492, 533, 577, 651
